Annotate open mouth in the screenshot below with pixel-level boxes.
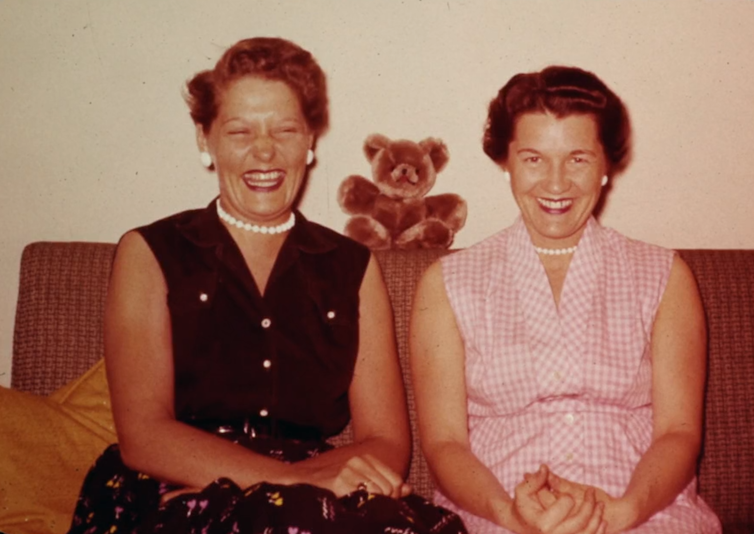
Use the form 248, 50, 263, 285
242, 170, 285, 192
537, 198, 573, 214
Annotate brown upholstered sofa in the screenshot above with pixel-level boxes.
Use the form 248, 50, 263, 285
9, 242, 754, 533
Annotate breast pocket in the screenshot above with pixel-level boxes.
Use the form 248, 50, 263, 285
304, 275, 360, 351
317, 298, 360, 349
167, 272, 219, 318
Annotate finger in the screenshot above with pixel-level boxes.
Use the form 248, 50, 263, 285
344, 456, 394, 496
553, 489, 600, 534
400, 482, 412, 497
548, 472, 584, 501
160, 487, 200, 504
521, 464, 550, 496
581, 503, 606, 534
538, 493, 575, 533
361, 454, 406, 498
537, 486, 558, 508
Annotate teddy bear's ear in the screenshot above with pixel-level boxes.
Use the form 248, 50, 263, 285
363, 134, 391, 162
419, 138, 450, 172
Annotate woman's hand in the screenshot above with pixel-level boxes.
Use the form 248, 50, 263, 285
161, 486, 202, 504
545, 473, 636, 534
295, 453, 411, 498
509, 465, 606, 534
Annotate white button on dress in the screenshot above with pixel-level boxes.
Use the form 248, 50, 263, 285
259, 408, 269, 417
261, 318, 271, 329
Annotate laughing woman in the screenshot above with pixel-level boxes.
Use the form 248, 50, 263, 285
410, 66, 721, 534
66, 37, 464, 534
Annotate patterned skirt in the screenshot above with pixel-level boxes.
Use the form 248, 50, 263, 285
66, 437, 467, 534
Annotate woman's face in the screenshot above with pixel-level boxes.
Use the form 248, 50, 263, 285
198, 76, 314, 226
506, 112, 607, 249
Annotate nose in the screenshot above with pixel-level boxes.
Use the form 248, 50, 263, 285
251, 134, 275, 162
543, 164, 570, 194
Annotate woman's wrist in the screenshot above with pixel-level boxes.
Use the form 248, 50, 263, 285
605, 495, 640, 533
489, 495, 523, 532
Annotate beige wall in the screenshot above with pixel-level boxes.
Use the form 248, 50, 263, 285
2, 0, 753, 386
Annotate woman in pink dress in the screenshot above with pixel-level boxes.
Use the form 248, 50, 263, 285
409, 66, 722, 534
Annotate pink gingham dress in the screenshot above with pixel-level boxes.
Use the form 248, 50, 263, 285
437, 217, 721, 534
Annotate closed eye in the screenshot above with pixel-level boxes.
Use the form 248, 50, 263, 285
273, 126, 305, 139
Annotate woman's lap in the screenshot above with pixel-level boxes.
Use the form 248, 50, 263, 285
67, 444, 466, 534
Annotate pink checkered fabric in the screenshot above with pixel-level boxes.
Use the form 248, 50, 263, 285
437, 217, 721, 534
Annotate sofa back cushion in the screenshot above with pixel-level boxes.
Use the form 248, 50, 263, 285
11, 242, 754, 529
12, 242, 115, 395
677, 250, 754, 530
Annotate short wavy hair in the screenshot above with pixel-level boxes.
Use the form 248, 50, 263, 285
185, 37, 328, 137
483, 66, 631, 176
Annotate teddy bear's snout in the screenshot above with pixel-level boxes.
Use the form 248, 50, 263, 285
392, 164, 420, 185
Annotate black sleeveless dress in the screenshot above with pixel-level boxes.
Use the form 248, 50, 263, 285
66, 200, 466, 534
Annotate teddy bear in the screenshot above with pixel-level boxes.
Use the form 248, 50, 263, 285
337, 134, 467, 250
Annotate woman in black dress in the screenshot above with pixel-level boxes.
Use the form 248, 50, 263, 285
67, 37, 465, 534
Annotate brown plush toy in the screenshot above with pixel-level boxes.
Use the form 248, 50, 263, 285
337, 134, 467, 250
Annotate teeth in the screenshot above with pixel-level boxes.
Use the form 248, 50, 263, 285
245, 171, 284, 182
538, 198, 572, 209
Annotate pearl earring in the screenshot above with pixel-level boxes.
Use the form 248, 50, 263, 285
306, 149, 315, 165
200, 151, 213, 169
601, 175, 609, 187
502, 170, 511, 183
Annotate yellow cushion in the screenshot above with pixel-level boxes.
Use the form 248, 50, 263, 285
0, 359, 117, 534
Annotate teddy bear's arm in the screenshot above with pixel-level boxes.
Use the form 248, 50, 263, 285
337, 175, 381, 215
425, 194, 468, 232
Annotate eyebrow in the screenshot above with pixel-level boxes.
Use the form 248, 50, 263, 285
515, 148, 598, 156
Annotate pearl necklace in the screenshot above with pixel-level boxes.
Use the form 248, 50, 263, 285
534, 245, 578, 256
216, 200, 295, 235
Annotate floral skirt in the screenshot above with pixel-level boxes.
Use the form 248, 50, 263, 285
67, 439, 467, 534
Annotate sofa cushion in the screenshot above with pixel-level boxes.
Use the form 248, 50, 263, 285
0, 359, 115, 534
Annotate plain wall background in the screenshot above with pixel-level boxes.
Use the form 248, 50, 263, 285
2, 0, 753, 386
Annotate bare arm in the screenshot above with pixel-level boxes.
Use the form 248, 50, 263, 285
409, 262, 604, 534
549, 256, 707, 533
106, 231, 295, 488
617, 256, 707, 530
295, 253, 412, 497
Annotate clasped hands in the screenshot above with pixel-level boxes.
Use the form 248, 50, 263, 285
296, 452, 412, 498
509, 464, 632, 534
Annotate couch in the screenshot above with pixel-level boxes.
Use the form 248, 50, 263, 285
5, 242, 754, 534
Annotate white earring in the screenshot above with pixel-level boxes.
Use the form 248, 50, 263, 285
306, 149, 315, 165
601, 175, 609, 187
502, 170, 511, 183
200, 151, 213, 169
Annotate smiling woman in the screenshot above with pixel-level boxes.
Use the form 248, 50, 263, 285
64, 37, 466, 534
197, 77, 313, 230
505, 112, 607, 252
410, 66, 722, 533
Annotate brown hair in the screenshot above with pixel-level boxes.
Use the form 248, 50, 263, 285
185, 37, 328, 137
483, 66, 631, 176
